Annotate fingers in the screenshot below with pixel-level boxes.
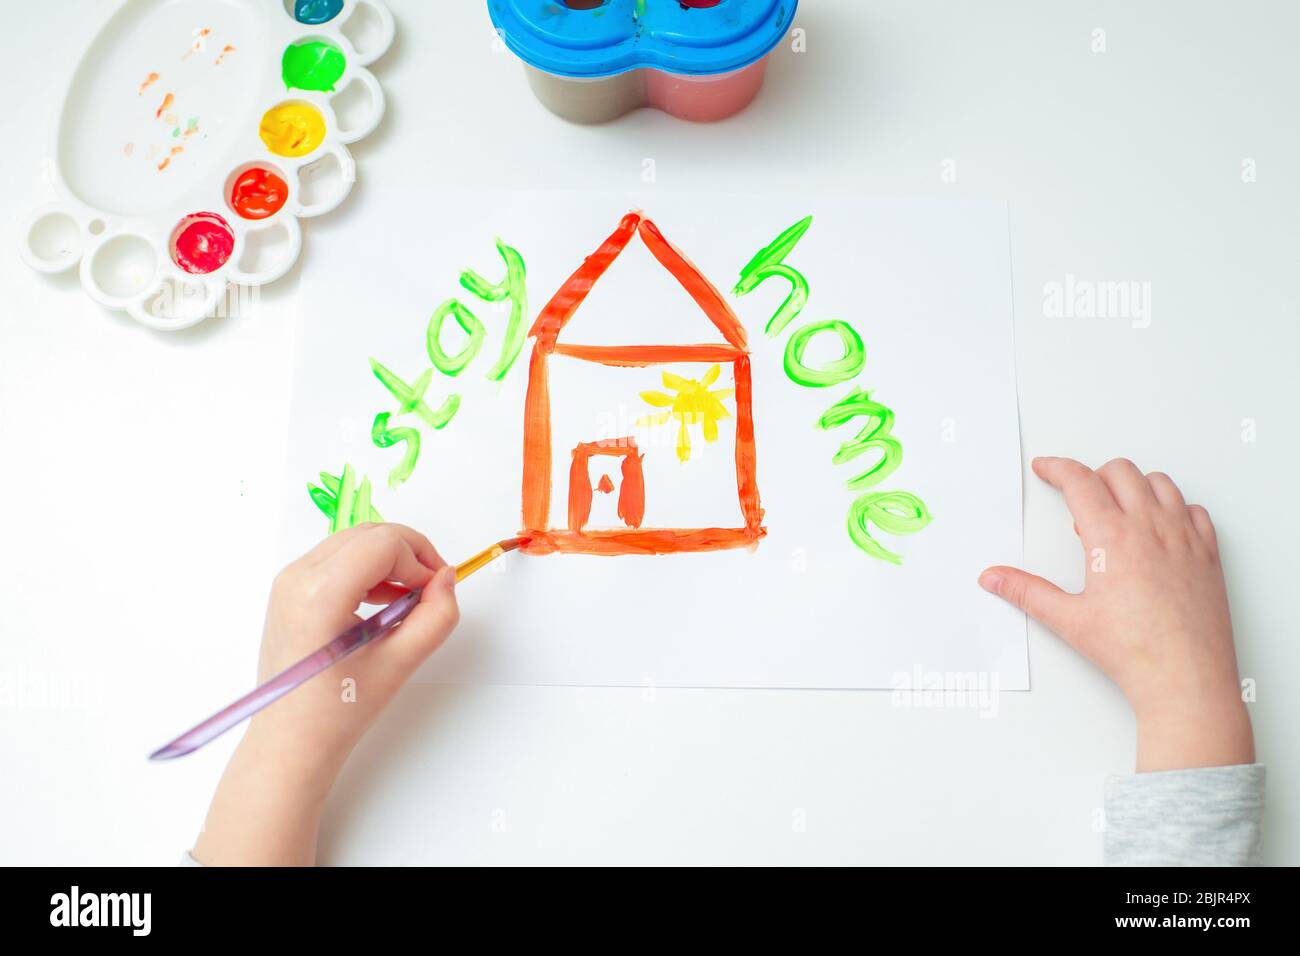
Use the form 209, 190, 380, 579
1038, 457, 1193, 525
1145, 470, 1186, 512
264, 526, 462, 684
303, 523, 446, 571
1032, 457, 1119, 527
323, 525, 435, 591
278, 524, 448, 612
1188, 504, 1219, 551
273, 525, 446, 616
388, 524, 447, 572
388, 566, 461, 664
979, 566, 1079, 638
294, 521, 378, 566
1095, 458, 1157, 513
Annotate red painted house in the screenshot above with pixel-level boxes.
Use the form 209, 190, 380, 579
520, 211, 765, 556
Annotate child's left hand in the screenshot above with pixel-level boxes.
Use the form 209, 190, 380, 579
193, 524, 459, 866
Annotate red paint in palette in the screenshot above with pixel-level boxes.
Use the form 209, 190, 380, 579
230, 167, 288, 220
171, 212, 234, 275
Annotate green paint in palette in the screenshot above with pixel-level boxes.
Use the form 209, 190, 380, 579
282, 40, 346, 92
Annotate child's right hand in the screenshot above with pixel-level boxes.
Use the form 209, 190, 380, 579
193, 523, 458, 866
979, 457, 1254, 773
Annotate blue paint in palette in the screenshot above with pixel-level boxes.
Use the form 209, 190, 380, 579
294, 0, 344, 26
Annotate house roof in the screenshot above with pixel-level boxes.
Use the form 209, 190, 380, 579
529, 211, 749, 353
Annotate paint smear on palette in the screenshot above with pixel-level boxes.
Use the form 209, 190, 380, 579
155, 92, 174, 119
157, 145, 183, 170
596, 475, 615, 494
171, 212, 234, 274
214, 44, 236, 66
182, 28, 211, 60
123, 142, 134, 157
138, 72, 160, 95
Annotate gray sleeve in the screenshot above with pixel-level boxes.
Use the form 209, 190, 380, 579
1104, 763, 1265, 866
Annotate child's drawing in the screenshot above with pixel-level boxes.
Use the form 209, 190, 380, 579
637, 365, 735, 463
286, 193, 1026, 689
308, 465, 383, 532
521, 212, 765, 556
306, 207, 933, 565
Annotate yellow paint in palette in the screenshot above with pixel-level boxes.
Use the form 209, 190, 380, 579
259, 101, 326, 157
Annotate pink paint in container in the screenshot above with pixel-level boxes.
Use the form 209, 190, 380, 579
487, 0, 798, 123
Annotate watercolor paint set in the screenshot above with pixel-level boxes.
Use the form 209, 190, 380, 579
489, 0, 798, 123
19, 0, 393, 330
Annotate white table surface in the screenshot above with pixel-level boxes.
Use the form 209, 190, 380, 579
1, 0, 1294, 865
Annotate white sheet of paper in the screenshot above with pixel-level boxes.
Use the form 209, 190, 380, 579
283, 192, 1026, 690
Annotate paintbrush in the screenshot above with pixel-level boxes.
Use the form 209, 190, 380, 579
149, 536, 530, 760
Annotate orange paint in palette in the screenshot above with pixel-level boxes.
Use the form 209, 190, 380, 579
170, 212, 234, 275
229, 167, 288, 220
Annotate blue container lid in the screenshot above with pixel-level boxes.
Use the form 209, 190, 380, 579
487, 0, 798, 79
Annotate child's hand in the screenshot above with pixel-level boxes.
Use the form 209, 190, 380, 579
251, 522, 459, 762
193, 524, 458, 865
980, 457, 1253, 773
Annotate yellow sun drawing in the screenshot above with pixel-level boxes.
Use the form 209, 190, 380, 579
637, 365, 735, 463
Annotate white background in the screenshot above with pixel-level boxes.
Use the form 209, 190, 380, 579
1, 0, 1295, 865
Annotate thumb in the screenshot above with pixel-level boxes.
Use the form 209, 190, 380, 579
390, 566, 461, 664
979, 566, 1078, 638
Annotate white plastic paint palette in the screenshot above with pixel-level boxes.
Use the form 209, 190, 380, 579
20, 0, 393, 330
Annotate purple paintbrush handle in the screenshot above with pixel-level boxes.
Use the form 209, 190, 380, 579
149, 588, 424, 760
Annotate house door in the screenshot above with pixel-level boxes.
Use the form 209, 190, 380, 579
567, 438, 646, 532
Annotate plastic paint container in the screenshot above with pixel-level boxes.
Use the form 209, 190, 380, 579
487, 0, 798, 124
